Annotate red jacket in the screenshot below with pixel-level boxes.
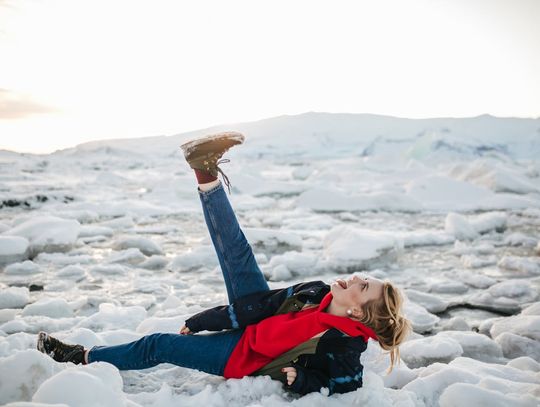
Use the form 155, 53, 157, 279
223, 291, 377, 378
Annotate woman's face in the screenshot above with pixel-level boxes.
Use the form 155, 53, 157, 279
330, 274, 384, 310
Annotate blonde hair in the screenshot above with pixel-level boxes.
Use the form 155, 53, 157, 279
356, 281, 412, 375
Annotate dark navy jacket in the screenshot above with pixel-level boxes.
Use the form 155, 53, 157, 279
185, 280, 371, 396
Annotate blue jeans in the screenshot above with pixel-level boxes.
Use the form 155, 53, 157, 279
88, 182, 270, 375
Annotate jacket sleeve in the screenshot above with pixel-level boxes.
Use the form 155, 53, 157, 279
184, 281, 327, 333
287, 344, 365, 396
287, 364, 331, 395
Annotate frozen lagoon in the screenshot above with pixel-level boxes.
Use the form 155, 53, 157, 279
1, 113, 539, 406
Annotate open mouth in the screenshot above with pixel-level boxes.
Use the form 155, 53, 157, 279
335, 279, 347, 289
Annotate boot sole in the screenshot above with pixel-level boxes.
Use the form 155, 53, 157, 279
180, 131, 245, 156
37, 331, 48, 353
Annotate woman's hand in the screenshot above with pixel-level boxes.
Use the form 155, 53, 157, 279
179, 325, 192, 335
281, 367, 297, 386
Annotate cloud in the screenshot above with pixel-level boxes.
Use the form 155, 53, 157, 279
0, 88, 57, 119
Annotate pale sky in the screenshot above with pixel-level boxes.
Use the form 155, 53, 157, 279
0, 0, 539, 154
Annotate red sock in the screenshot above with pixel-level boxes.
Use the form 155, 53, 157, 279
194, 169, 217, 184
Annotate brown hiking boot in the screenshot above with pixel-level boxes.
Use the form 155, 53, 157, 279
180, 131, 245, 193
37, 331, 86, 364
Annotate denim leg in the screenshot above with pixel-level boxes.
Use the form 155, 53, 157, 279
199, 182, 269, 303
87, 330, 244, 375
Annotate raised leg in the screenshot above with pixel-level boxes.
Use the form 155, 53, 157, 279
199, 181, 269, 304
87, 330, 244, 375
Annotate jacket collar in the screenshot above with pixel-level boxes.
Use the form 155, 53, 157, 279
316, 292, 378, 341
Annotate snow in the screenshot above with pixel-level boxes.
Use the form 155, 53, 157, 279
490, 315, 540, 342
436, 331, 504, 362
440, 317, 470, 331
4, 260, 41, 275
32, 362, 130, 407
403, 289, 449, 313
0, 350, 63, 405
399, 335, 464, 368
78, 225, 114, 237
0, 236, 29, 264
317, 225, 403, 273
439, 382, 538, 407
1, 112, 540, 405
0, 287, 30, 309
444, 213, 480, 240
22, 298, 74, 318
497, 256, 540, 276
77, 303, 147, 331
402, 301, 440, 333
243, 227, 303, 250
495, 332, 540, 360
296, 186, 422, 212
168, 246, 218, 273
107, 248, 146, 265
263, 251, 318, 280
113, 236, 163, 256
2, 216, 81, 256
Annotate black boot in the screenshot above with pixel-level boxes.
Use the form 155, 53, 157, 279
37, 331, 86, 364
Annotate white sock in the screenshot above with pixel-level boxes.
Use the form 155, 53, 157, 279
198, 179, 220, 192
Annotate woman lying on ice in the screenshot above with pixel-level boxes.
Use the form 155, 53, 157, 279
37, 132, 412, 396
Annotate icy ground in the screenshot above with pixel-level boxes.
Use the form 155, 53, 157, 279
1, 113, 540, 406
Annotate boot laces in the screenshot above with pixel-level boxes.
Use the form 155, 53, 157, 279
48, 336, 82, 362
216, 158, 232, 194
